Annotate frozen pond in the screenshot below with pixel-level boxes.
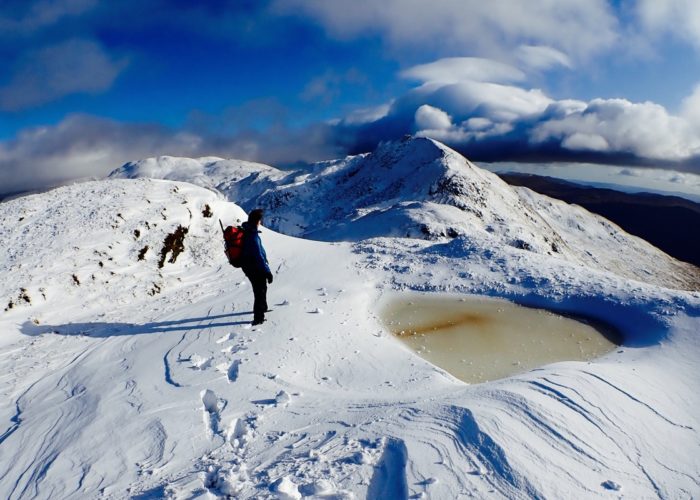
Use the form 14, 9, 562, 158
380, 294, 621, 384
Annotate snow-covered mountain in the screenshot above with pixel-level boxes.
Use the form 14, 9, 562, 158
112, 137, 699, 291
1, 140, 699, 498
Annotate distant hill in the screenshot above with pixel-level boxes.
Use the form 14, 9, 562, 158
498, 173, 700, 268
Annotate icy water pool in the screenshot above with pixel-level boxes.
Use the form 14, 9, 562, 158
380, 294, 621, 384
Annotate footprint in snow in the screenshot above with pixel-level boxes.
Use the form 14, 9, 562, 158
201, 389, 220, 413
201, 389, 226, 437
299, 479, 339, 498
417, 477, 438, 486
601, 480, 622, 491
216, 332, 235, 344
226, 417, 250, 449
275, 390, 291, 406
190, 354, 213, 370
230, 343, 248, 354
227, 359, 241, 383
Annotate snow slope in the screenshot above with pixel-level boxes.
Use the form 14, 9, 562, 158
0, 143, 699, 498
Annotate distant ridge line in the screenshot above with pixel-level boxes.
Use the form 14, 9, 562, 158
499, 172, 700, 268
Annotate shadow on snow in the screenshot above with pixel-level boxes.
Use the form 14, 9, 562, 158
20, 312, 253, 338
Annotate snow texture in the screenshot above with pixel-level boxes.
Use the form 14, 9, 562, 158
0, 138, 698, 499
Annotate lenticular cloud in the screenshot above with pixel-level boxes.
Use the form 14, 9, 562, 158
340, 57, 700, 169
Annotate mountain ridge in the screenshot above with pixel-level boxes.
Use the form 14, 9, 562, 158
110, 136, 700, 291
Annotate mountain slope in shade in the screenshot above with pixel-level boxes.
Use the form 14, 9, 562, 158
498, 172, 700, 268
111, 136, 699, 291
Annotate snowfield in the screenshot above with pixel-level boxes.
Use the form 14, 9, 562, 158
1, 138, 699, 499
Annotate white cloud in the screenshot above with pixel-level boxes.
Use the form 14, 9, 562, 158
397, 58, 554, 126
681, 83, 700, 129
418, 121, 515, 144
0, 39, 128, 111
341, 103, 392, 125
410, 80, 552, 122
635, 0, 700, 49
530, 98, 700, 160
464, 117, 492, 131
516, 45, 573, 70
273, 0, 617, 62
414, 105, 452, 131
0, 0, 97, 34
401, 57, 525, 85
561, 133, 609, 152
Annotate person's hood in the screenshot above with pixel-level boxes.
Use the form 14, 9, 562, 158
241, 221, 260, 232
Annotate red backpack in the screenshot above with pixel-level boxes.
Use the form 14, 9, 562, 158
220, 220, 245, 267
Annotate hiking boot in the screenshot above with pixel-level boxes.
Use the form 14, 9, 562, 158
251, 318, 265, 326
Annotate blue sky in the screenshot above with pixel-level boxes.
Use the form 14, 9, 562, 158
2, 0, 700, 195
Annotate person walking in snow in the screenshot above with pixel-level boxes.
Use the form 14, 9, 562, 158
241, 208, 273, 326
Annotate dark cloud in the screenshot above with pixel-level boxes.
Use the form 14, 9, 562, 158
0, 0, 97, 35
0, 113, 341, 197
300, 68, 368, 105
0, 39, 128, 111
0, 115, 196, 196
0, 0, 269, 38
186, 98, 291, 136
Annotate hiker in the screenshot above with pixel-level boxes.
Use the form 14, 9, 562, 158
241, 208, 273, 326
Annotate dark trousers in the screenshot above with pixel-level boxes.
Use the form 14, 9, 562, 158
243, 268, 268, 322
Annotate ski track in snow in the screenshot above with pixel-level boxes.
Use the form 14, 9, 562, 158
0, 149, 699, 498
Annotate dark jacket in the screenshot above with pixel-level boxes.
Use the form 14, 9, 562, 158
241, 221, 271, 274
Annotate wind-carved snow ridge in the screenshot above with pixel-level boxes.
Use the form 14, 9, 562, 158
0, 400, 22, 446
452, 405, 541, 496
0, 142, 699, 498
